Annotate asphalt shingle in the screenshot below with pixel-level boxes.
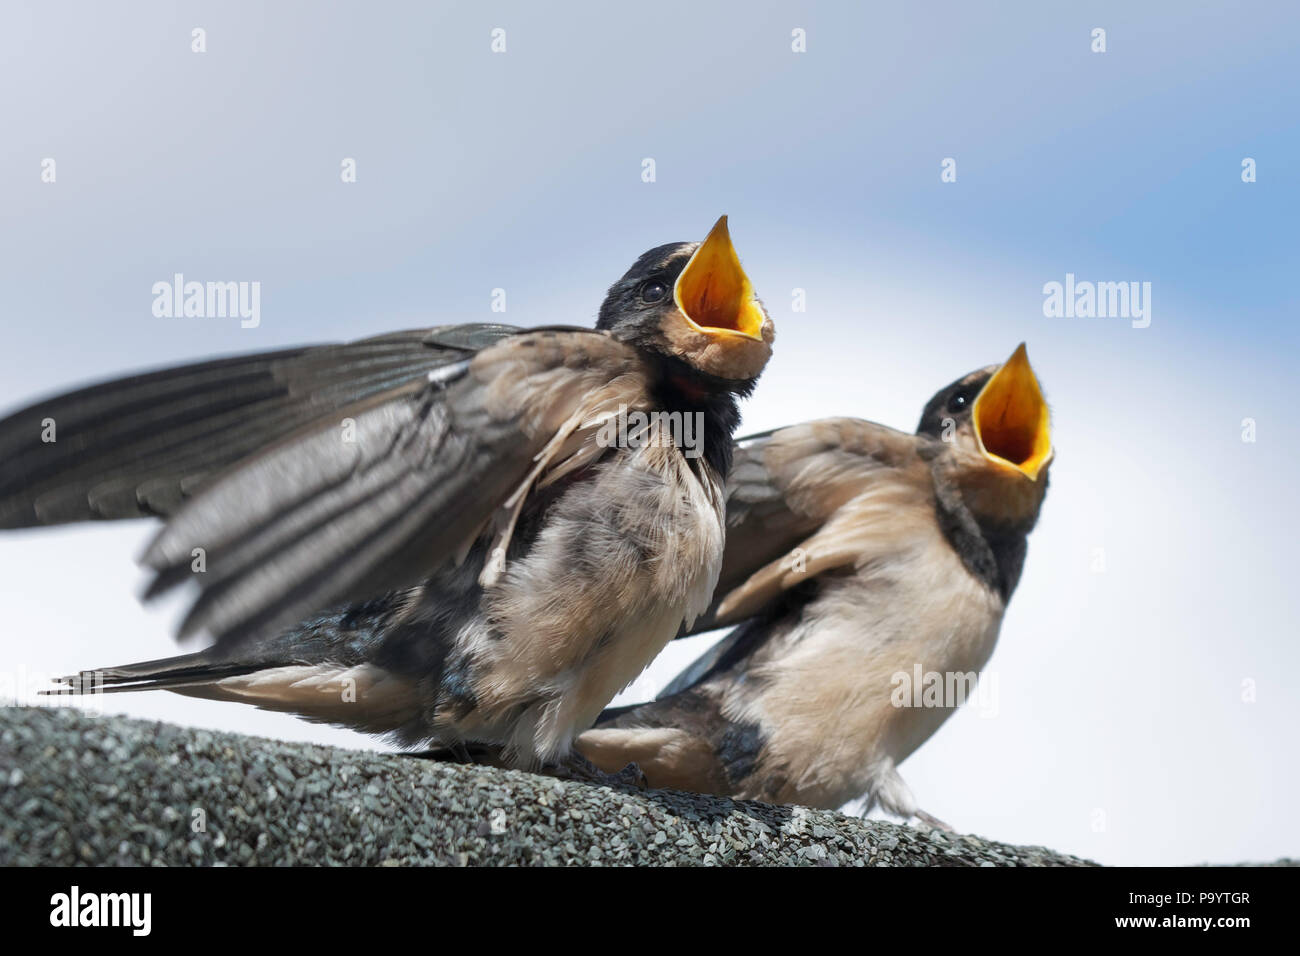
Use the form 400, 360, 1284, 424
0, 705, 1098, 867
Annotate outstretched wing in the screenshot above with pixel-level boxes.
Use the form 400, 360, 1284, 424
138, 329, 648, 654
3, 326, 650, 656
0, 324, 522, 528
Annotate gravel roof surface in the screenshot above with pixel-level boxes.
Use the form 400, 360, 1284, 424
2, 705, 1103, 867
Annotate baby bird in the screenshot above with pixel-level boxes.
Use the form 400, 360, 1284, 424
4, 217, 775, 770
577, 345, 1052, 820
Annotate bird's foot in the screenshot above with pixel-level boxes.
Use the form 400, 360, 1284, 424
550, 752, 648, 790
399, 742, 478, 763
398, 742, 518, 771
912, 809, 956, 833
607, 761, 650, 789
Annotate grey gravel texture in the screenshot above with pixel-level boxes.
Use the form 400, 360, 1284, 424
0, 705, 1100, 867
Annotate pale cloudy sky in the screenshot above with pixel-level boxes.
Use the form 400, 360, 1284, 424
1, 1, 1296, 866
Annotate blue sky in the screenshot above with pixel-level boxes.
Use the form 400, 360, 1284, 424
1, 1, 1296, 865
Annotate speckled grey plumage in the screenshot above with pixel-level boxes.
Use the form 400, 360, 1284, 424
1, 705, 1102, 867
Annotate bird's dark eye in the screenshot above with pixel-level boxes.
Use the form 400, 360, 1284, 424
947, 389, 973, 413
641, 280, 669, 303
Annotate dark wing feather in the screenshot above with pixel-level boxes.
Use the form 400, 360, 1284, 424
672, 429, 822, 638
136, 329, 645, 655
0, 324, 520, 528
677, 418, 919, 638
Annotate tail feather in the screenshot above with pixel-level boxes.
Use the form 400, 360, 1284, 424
44, 652, 270, 695
38, 597, 429, 740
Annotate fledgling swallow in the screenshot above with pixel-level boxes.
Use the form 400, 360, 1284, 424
576, 345, 1053, 820
4, 216, 776, 770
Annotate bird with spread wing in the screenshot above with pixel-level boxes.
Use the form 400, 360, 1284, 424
4, 216, 775, 774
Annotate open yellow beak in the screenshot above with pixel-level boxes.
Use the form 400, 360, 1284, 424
973, 343, 1053, 480
673, 216, 767, 342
